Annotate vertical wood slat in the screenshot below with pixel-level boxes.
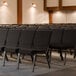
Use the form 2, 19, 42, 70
49, 11, 53, 24
17, 0, 22, 24
59, 0, 62, 9
44, 0, 47, 10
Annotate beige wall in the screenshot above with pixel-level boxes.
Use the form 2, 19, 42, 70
53, 11, 66, 23
0, 0, 17, 24
62, 0, 76, 6
0, 0, 76, 24
22, 0, 49, 24
23, 0, 76, 24
52, 11, 76, 23
46, 0, 59, 7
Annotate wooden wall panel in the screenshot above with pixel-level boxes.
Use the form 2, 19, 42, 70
17, 0, 22, 24
62, 0, 76, 6
49, 11, 53, 24
46, 0, 59, 7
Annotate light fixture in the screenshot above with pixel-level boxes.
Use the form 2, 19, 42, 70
32, 3, 36, 8
2, 0, 8, 6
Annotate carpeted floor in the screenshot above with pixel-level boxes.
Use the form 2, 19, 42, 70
0, 60, 76, 76
0, 52, 75, 76
36, 66, 76, 76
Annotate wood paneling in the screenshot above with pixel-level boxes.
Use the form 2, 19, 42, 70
44, 0, 60, 11
59, 0, 62, 9
62, 0, 76, 10
45, 0, 76, 23
49, 11, 53, 24
17, 0, 22, 24
44, 0, 47, 10
46, 0, 59, 7
62, 6, 76, 10
44, 0, 76, 11
62, 0, 76, 6
47, 7, 60, 11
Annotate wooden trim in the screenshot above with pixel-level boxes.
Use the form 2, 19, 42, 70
44, 0, 76, 11
17, 0, 22, 24
49, 11, 53, 24
62, 6, 76, 10
45, 0, 76, 24
47, 7, 59, 11
44, 0, 60, 11
59, 0, 62, 9
44, 0, 47, 10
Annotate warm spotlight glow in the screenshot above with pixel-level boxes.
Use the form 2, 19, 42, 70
0, 5, 9, 24
32, 3, 36, 8
55, 11, 62, 16
29, 7, 37, 23
72, 11, 76, 16
53, 11, 65, 19
2, 0, 8, 6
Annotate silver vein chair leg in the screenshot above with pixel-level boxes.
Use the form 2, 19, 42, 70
17, 53, 20, 70
3, 51, 6, 67
46, 51, 51, 69
32, 54, 36, 72
48, 51, 51, 68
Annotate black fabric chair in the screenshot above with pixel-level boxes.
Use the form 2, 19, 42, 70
3, 27, 21, 66
50, 29, 63, 49
32, 27, 51, 72
62, 29, 76, 49
0, 27, 8, 49
18, 26, 37, 70
0, 27, 8, 61
19, 26, 37, 53
50, 28, 64, 61
62, 29, 76, 64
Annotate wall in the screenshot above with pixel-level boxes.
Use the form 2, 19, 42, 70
46, 0, 59, 7
0, 0, 76, 24
22, 0, 49, 24
52, 11, 76, 23
0, 0, 17, 24
62, 0, 76, 6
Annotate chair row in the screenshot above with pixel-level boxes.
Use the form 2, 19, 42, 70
50, 28, 76, 65
0, 26, 76, 72
0, 26, 51, 72
1, 23, 76, 28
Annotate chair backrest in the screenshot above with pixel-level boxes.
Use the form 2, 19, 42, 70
5, 28, 21, 49
0, 27, 8, 47
33, 27, 51, 50
62, 29, 76, 48
50, 29, 63, 46
19, 27, 37, 50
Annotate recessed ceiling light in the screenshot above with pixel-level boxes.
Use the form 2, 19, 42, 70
32, 3, 36, 8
